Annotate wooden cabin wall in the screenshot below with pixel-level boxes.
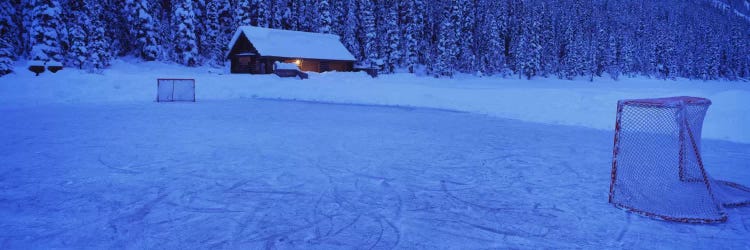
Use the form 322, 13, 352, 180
329, 61, 353, 72
299, 60, 320, 72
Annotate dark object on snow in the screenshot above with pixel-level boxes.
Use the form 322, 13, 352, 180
275, 68, 308, 79
227, 26, 356, 74
297, 71, 309, 79
47, 61, 63, 73
274, 69, 298, 78
354, 65, 379, 78
274, 62, 308, 79
28, 61, 46, 76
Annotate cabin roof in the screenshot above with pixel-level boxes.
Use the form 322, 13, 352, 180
228, 26, 356, 61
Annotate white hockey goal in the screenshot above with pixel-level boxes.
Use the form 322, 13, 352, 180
157, 78, 195, 102
609, 96, 750, 223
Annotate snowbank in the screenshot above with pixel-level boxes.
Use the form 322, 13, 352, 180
1, 59, 749, 143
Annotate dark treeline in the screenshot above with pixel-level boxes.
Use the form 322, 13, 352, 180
0, 0, 749, 80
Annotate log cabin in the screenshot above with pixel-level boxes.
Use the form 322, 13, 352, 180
227, 26, 356, 74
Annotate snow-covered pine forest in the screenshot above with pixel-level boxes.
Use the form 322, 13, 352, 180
1, 0, 749, 80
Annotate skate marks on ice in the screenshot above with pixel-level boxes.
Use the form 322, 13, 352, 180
0, 100, 748, 248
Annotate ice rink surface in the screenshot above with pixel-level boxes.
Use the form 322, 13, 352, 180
1, 99, 748, 249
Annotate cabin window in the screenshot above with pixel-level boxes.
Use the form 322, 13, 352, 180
238, 56, 252, 65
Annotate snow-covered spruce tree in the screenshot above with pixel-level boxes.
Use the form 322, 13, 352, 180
62, 0, 86, 68
86, 25, 111, 70
401, 0, 425, 73
204, 0, 229, 65
357, 0, 377, 66
0, 1, 17, 76
0, 1, 17, 53
85, 0, 113, 70
97, 1, 128, 58
30, 0, 64, 61
330, 0, 346, 36
125, 0, 160, 61
20, 0, 33, 57
538, 2, 556, 76
729, 21, 749, 79
192, 0, 207, 58
217, 0, 234, 54
373, 0, 388, 66
235, 0, 252, 26
270, 0, 284, 29
282, 0, 296, 30
341, 0, 361, 60
382, 2, 400, 73
298, 0, 316, 32
434, 2, 460, 78
67, 23, 87, 69
516, 5, 542, 79
317, 0, 332, 34
172, 0, 199, 66
476, 1, 505, 75
456, 0, 475, 73
252, 0, 269, 27
0, 38, 12, 76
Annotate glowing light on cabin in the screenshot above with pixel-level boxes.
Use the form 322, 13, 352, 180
294, 59, 301, 65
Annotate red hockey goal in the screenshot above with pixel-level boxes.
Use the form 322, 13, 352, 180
609, 96, 750, 223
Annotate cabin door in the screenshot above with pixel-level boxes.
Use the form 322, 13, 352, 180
232, 55, 257, 73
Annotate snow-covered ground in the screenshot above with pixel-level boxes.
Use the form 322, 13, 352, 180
0, 60, 749, 248
1, 59, 749, 143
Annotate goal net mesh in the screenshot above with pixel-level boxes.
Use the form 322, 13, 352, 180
157, 79, 195, 102
609, 96, 750, 223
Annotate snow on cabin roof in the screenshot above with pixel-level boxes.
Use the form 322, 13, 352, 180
228, 26, 356, 61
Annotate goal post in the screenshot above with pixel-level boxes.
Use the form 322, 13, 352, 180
157, 78, 195, 102
609, 96, 750, 223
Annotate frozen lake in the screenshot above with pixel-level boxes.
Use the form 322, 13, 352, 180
0, 99, 748, 249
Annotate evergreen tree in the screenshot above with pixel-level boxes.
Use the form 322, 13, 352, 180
63, 0, 87, 68
401, 0, 424, 73
456, 0, 475, 73
4, 0, 750, 79
126, 0, 160, 61
476, 1, 505, 74
299, 0, 316, 32
434, 2, 460, 77
67, 23, 87, 69
383, 1, 400, 73
318, 0, 332, 33
217, 0, 234, 54
517, 4, 542, 79
357, 0, 377, 66
204, 0, 228, 65
235, 0, 252, 26
172, 0, 199, 66
270, 0, 284, 29
30, 0, 64, 61
0, 1, 17, 55
282, 0, 296, 30
0, 1, 16, 76
85, 0, 112, 70
252, 0, 269, 27
0, 38, 12, 76
341, 0, 360, 60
